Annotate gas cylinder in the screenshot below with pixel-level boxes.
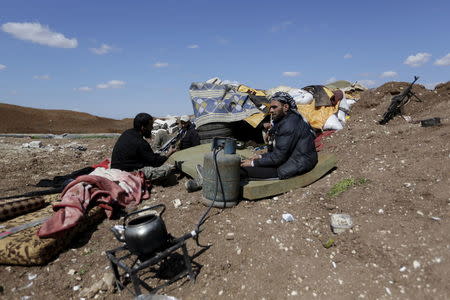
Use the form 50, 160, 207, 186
202, 138, 241, 208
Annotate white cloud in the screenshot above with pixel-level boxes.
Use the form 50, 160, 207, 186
1, 22, 77, 48
282, 71, 300, 77
96, 80, 125, 89
153, 62, 169, 68
358, 79, 377, 88
217, 37, 229, 45
434, 53, 450, 66
0, 64, 6, 70
344, 53, 352, 59
75, 86, 93, 92
187, 44, 199, 49
270, 21, 293, 33
33, 74, 50, 80
380, 71, 398, 78
90, 44, 113, 55
324, 77, 337, 84
404, 52, 431, 67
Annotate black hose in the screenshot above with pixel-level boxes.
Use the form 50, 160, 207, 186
194, 146, 225, 247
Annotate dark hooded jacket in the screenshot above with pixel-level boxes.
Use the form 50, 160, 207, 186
111, 128, 167, 171
253, 112, 317, 179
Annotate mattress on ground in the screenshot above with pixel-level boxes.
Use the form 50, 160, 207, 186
0, 196, 46, 221
168, 144, 336, 200
0, 194, 105, 265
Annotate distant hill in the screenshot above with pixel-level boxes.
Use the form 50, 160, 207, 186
0, 103, 132, 134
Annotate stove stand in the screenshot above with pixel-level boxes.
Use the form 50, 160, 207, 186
106, 235, 196, 297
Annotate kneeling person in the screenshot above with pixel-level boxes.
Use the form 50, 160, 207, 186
111, 113, 177, 182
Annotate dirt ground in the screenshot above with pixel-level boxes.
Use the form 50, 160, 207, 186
0, 81, 449, 299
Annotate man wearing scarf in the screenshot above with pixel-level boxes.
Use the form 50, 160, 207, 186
241, 92, 318, 180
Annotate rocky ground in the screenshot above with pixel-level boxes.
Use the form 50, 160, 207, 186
0, 81, 449, 299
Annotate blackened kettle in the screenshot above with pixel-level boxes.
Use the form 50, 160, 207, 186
123, 204, 169, 257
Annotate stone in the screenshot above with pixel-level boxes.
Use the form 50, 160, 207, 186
102, 272, 115, 291
330, 214, 353, 234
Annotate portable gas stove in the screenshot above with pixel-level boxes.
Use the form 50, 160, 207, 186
106, 231, 198, 297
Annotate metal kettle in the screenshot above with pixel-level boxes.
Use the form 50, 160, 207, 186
121, 204, 169, 257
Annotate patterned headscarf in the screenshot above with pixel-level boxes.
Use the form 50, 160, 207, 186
271, 92, 314, 136
271, 92, 299, 114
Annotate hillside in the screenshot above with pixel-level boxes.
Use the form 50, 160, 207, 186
0, 103, 132, 134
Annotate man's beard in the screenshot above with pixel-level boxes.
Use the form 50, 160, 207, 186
142, 129, 152, 138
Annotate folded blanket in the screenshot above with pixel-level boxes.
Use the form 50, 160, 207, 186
37, 169, 149, 238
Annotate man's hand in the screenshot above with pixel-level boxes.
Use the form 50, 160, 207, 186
240, 159, 253, 167
263, 122, 272, 130
249, 154, 262, 160
166, 145, 177, 157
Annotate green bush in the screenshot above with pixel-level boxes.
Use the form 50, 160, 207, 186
327, 177, 368, 197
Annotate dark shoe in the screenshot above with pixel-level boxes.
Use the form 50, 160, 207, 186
185, 179, 202, 192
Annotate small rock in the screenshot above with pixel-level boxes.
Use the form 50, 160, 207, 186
73, 285, 81, 291
272, 196, 279, 201
330, 214, 353, 234
385, 287, 392, 295
102, 272, 115, 291
282, 213, 295, 222
68, 269, 76, 275
413, 260, 421, 269
28, 141, 43, 148
226, 233, 235, 240
399, 266, 407, 272
27, 273, 37, 280
172, 198, 181, 208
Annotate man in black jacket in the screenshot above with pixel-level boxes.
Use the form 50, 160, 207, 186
241, 92, 318, 180
111, 113, 176, 181
178, 115, 200, 150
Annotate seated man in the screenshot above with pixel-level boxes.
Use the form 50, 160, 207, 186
178, 115, 200, 150
240, 92, 318, 180
111, 113, 176, 181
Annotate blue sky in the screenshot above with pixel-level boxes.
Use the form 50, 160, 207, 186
1, 0, 449, 119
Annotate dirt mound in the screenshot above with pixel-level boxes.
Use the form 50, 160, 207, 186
0, 103, 132, 134
356, 81, 449, 124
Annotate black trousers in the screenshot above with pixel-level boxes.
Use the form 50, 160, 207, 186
240, 166, 279, 180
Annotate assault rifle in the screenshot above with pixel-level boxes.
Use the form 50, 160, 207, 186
379, 76, 422, 125
159, 129, 184, 152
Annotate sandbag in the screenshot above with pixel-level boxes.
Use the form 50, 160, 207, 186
323, 114, 343, 131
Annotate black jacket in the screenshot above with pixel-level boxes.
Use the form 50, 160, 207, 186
111, 128, 167, 171
254, 112, 318, 179
179, 123, 200, 150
